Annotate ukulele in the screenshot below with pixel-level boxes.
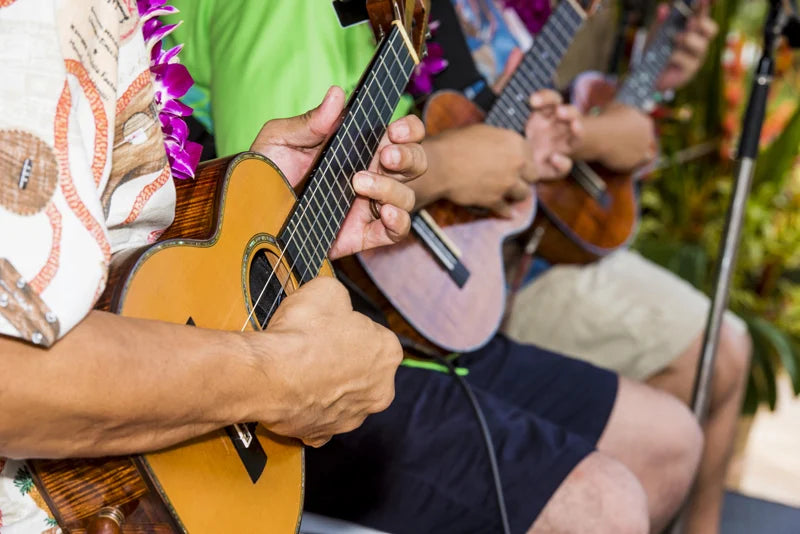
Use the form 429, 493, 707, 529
533, 0, 702, 265
28, 2, 428, 532
355, 0, 602, 353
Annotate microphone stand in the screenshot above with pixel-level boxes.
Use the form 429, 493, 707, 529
669, 2, 800, 532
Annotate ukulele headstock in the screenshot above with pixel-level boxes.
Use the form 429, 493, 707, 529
367, 0, 431, 63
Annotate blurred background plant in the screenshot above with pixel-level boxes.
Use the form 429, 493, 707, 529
634, 0, 800, 413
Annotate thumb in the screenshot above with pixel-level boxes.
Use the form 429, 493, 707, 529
251, 86, 345, 150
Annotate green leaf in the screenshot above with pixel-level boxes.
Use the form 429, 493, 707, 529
750, 316, 798, 386
742, 369, 760, 415
788, 339, 800, 395
753, 104, 800, 190
744, 315, 782, 410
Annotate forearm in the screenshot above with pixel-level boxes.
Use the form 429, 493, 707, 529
0, 310, 265, 459
570, 113, 619, 163
570, 109, 656, 172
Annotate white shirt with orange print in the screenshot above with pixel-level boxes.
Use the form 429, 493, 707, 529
0, 0, 176, 531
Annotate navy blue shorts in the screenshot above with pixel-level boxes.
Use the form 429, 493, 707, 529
305, 335, 618, 533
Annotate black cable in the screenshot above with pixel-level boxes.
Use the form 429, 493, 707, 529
335, 266, 512, 533
400, 338, 512, 534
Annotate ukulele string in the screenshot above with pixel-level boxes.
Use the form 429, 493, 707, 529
240, 42, 404, 331
251, 88, 397, 329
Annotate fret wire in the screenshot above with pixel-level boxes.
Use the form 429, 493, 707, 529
518, 61, 549, 91
539, 29, 565, 58
498, 82, 532, 121
322, 148, 355, 217
529, 53, 555, 81
299, 179, 342, 247
549, 15, 574, 50
507, 81, 533, 105
488, 109, 519, 131
515, 56, 548, 91
619, 3, 690, 106
340, 124, 367, 184
508, 68, 536, 95
518, 52, 550, 88
548, 15, 570, 48
499, 95, 528, 130
500, 109, 525, 132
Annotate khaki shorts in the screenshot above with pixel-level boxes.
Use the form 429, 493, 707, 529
503, 250, 746, 380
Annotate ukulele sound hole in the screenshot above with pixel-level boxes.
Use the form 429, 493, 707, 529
248, 249, 292, 330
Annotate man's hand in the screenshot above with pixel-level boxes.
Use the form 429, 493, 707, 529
423, 124, 536, 217
250, 86, 426, 260
579, 102, 657, 172
568, 73, 657, 173
525, 90, 582, 180
253, 277, 402, 447
656, 4, 719, 92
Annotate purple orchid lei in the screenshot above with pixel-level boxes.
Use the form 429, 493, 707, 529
137, 0, 202, 180
502, 0, 552, 36
407, 21, 449, 98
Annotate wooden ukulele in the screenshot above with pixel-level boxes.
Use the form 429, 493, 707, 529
355, 0, 601, 353
533, 0, 702, 264
28, 2, 428, 532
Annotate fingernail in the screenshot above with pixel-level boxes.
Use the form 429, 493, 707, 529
553, 154, 570, 166
387, 147, 401, 166
391, 121, 409, 138
354, 172, 374, 190
531, 95, 542, 107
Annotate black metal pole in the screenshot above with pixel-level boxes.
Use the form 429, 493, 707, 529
668, 2, 787, 532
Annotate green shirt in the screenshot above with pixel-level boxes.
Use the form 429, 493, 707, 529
165, 0, 412, 156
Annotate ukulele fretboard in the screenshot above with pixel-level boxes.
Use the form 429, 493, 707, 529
280, 25, 416, 284
485, 0, 586, 133
616, 2, 696, 110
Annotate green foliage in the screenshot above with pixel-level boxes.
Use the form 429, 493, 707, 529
634, 3, 800, 413
753, 104, 800, 189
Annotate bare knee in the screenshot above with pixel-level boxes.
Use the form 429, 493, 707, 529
716, 318, 752, 394
602, 379, 703, 525
656, 395, 704, 514
530, 453, 649, 534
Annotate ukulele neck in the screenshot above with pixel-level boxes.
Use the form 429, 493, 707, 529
616, 1, 698, 111
279, 24, 417, 284
485, 0, 587, 133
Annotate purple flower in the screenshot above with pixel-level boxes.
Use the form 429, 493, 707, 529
502, 0, 552, 36
407, 21, 449, 98
137, 0, 201, 180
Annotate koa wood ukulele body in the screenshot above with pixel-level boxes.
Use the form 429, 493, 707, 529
533, 0, 702, 264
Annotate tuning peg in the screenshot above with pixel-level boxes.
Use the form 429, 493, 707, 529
87, 507, 125, 534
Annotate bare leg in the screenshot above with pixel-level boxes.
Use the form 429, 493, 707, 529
596, 378, 704, 533
647, 317, 751, 534
528, 452, 650, 534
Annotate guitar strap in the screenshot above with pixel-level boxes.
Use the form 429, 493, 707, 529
429, 0, 497, 111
